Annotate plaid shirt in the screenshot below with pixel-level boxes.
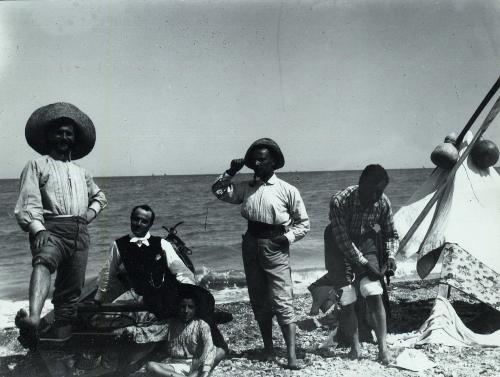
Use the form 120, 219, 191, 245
329, 185, 399, 265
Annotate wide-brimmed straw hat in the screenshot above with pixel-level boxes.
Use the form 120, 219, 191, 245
244, 138, 285, 170
25, 102, 96, 160
176, 284, 215, 322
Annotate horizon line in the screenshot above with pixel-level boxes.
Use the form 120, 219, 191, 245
2, 166, 498, 180
0, 166, 439, 180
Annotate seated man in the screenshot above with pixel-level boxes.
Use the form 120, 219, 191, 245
146, 284, 219, 377
94, 204, 227, 359
94, 204, 194, 314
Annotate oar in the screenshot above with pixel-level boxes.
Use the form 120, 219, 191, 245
398, 95, 500, 253
455, 75, 500, 147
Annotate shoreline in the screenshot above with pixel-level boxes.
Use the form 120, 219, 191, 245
0, 259, 423, 322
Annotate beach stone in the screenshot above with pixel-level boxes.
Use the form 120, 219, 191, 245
211, 286, 500, 377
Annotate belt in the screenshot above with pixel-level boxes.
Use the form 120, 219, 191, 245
247, 220, 285, 239
43, 214, 88, 224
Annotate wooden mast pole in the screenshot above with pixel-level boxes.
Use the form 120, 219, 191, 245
398, 95, 500, 255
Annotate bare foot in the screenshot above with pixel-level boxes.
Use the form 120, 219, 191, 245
284, 363, 301, 370
15, 309, 40, 331
348, 347, 361, 360
15, 309, 40, 350
15, 308, 28, 327
378, 349, 392, 365
259, 347, 276, 362
285, 357, 301, 370
247, 348, 276, 362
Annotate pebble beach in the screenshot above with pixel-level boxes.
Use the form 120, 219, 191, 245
1, 279, 499, 377
209, 279, 500, 377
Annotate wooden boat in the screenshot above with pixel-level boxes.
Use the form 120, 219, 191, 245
35, 277, 156, 376
33, 224, 232, 377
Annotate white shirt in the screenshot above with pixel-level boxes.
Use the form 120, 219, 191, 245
212, 172, 310, 244
95, 232, 195, 302
14, 155, 107, 235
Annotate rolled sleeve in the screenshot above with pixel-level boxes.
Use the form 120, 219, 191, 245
284, 231, 295, 244
14, 160, 46, 234
211, 171, 244, 204
28, 220, 46, 235
386, 239, 399, 259
95, 241, 122, 302
86, 171, 107, 215
330, 196, 368, 266
194, 320, 216, 373
161, 239, 195, 284
285, 188, 310, 244
381, 201, 399, 259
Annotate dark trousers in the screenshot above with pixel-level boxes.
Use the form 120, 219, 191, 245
30, 216, 89, 323
324, 224, 353, 289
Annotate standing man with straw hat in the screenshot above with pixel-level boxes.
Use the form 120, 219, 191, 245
14, 102, 107, 349
211, 138, 310, 369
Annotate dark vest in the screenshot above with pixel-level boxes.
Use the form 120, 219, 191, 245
116, 235, 177, 296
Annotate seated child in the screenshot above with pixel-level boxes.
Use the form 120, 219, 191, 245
146, 285, 221, 377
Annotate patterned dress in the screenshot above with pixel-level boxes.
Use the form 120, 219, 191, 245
160, 318, 216, 375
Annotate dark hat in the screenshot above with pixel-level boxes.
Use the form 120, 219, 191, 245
25, 102, 96, 160
244, 138, 285, 170
176, 284, 215, 322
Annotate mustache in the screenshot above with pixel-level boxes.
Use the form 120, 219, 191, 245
48, 139, 74, 145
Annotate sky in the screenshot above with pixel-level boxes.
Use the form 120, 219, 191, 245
0, 0, 499, 178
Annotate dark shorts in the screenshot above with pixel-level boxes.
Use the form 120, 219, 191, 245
324, 225, 385, 289
29, 216, 89, 322
30, 216, 89, 273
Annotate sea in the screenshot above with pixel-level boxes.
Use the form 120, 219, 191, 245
0, 168, 433, 353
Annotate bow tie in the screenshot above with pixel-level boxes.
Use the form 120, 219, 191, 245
130, 236, 150, 247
